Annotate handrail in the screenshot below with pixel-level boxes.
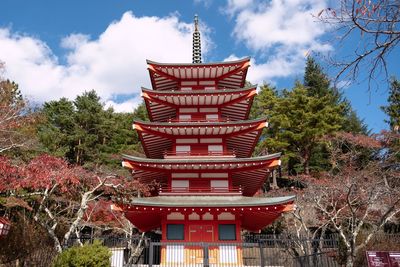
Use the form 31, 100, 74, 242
164, 150, 236, 157
159, 186, 242, 194
165, 117, 231, 123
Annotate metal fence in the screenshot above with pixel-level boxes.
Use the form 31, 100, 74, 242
68, 234, 341, 267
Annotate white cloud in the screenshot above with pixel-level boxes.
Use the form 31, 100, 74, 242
229, 0, 329, 50
224, 0, 332, 82
60, 33, 90, 49
224, 0, 254, 16
225, 48, 304, 86
0, 12, 210, 112
105, 95, 143, 113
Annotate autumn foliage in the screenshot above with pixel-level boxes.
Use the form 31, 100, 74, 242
0, 154, 147, 253
288, 131, 400, 267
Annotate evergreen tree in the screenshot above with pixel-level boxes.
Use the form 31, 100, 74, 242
304, 56, 331, 98
38, 98, 76, 158
303, 57, 368, 172
73, 90, 106, 165
251, 84, 287, 156
252, 58, 366, 175
38, 91, 146, 168
132, 101, 149, 121
382, 78, 400, 132
304, 57, 367, 134
273, 84, 344, 174
381, 78, 400, 163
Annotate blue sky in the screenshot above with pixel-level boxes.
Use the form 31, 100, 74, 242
0, 0, 397, 132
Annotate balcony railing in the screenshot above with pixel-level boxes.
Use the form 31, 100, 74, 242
164, 150, 236, 158
159, 186, 242, 196
165, 117, 232, 123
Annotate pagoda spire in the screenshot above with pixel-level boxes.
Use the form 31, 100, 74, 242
192, 14, 202, 64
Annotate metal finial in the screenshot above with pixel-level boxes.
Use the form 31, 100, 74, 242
194, 14, 199, 31
192, 14, 202, 64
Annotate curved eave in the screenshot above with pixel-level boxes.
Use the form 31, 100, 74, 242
147, 58, 250, 91
142, 86, 256, 122
123, 195, 295, 232
122, 152, 281, 165
125, 195, 295, 208
141, 86, 256, 96
133, 118, 267, 159
122, 154, 281, 197
134, 118, 266, 128
146, 57, 251, 67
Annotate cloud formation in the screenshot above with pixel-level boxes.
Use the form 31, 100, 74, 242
224, 0, 331, 84
0, 12, 205, 112
0, 3, 333, 110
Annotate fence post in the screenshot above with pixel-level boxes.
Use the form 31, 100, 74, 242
203, 242, 209, 267
148, 242, 153, 267
259, 242, 266, 267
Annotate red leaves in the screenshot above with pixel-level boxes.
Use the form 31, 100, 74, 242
0, 156, 20, 191
84, 199, 124, 226
24, 155, 72, 191
354, 0, 381, 17
334, 132, 381, 149
0, 154, 84, 194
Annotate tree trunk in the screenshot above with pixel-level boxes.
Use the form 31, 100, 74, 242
63, 191, 91, 244
303, 149, 311, 175
300, 146, 312, 175
271, 170, 278, 189
76, 138, 81, 164
345, 256, 353, 267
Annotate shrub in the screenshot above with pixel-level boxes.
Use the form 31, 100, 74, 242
53, 240, 111, 267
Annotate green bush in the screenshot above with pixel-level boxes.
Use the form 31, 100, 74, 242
53, 240, 111, 267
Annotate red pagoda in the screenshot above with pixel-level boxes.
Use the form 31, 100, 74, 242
122, 15, 295, 265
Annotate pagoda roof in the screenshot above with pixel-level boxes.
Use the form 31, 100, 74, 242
122, 153, 281, 196
133, 119, 267, 158
142, 86, 256, 122
123, 195, 295, 232
126, 195, 295, 207
147, 57, 250, 91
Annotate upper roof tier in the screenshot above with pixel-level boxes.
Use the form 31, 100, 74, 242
142, 86, 256, 122
147, 57, 250, 91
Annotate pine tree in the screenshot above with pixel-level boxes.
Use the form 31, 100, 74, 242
38, 98, 76, 158
252, 58, 366, 175
304, 56, 331, 98
382, 78, 400, 132
73, 90, 105, 165
305, 57, 367, 133
38, 91, 146, 168
251, 84, 287, 156
274, 84, 344, 174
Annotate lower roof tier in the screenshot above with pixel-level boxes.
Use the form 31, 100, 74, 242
122, 153, 281, 196
123, 195, 295, 232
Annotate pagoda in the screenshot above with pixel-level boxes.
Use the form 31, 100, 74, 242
122, 15, 295, 265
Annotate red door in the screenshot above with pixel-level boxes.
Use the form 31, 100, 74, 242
190, 180, 210, 193
189, 225, 214, 242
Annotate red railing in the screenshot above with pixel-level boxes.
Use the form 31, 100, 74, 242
165, 117, 232, 123
164, 150, 236, 157
159, 186, 242, 195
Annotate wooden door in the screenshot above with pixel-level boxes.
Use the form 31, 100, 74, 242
189, 225, 214, 242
